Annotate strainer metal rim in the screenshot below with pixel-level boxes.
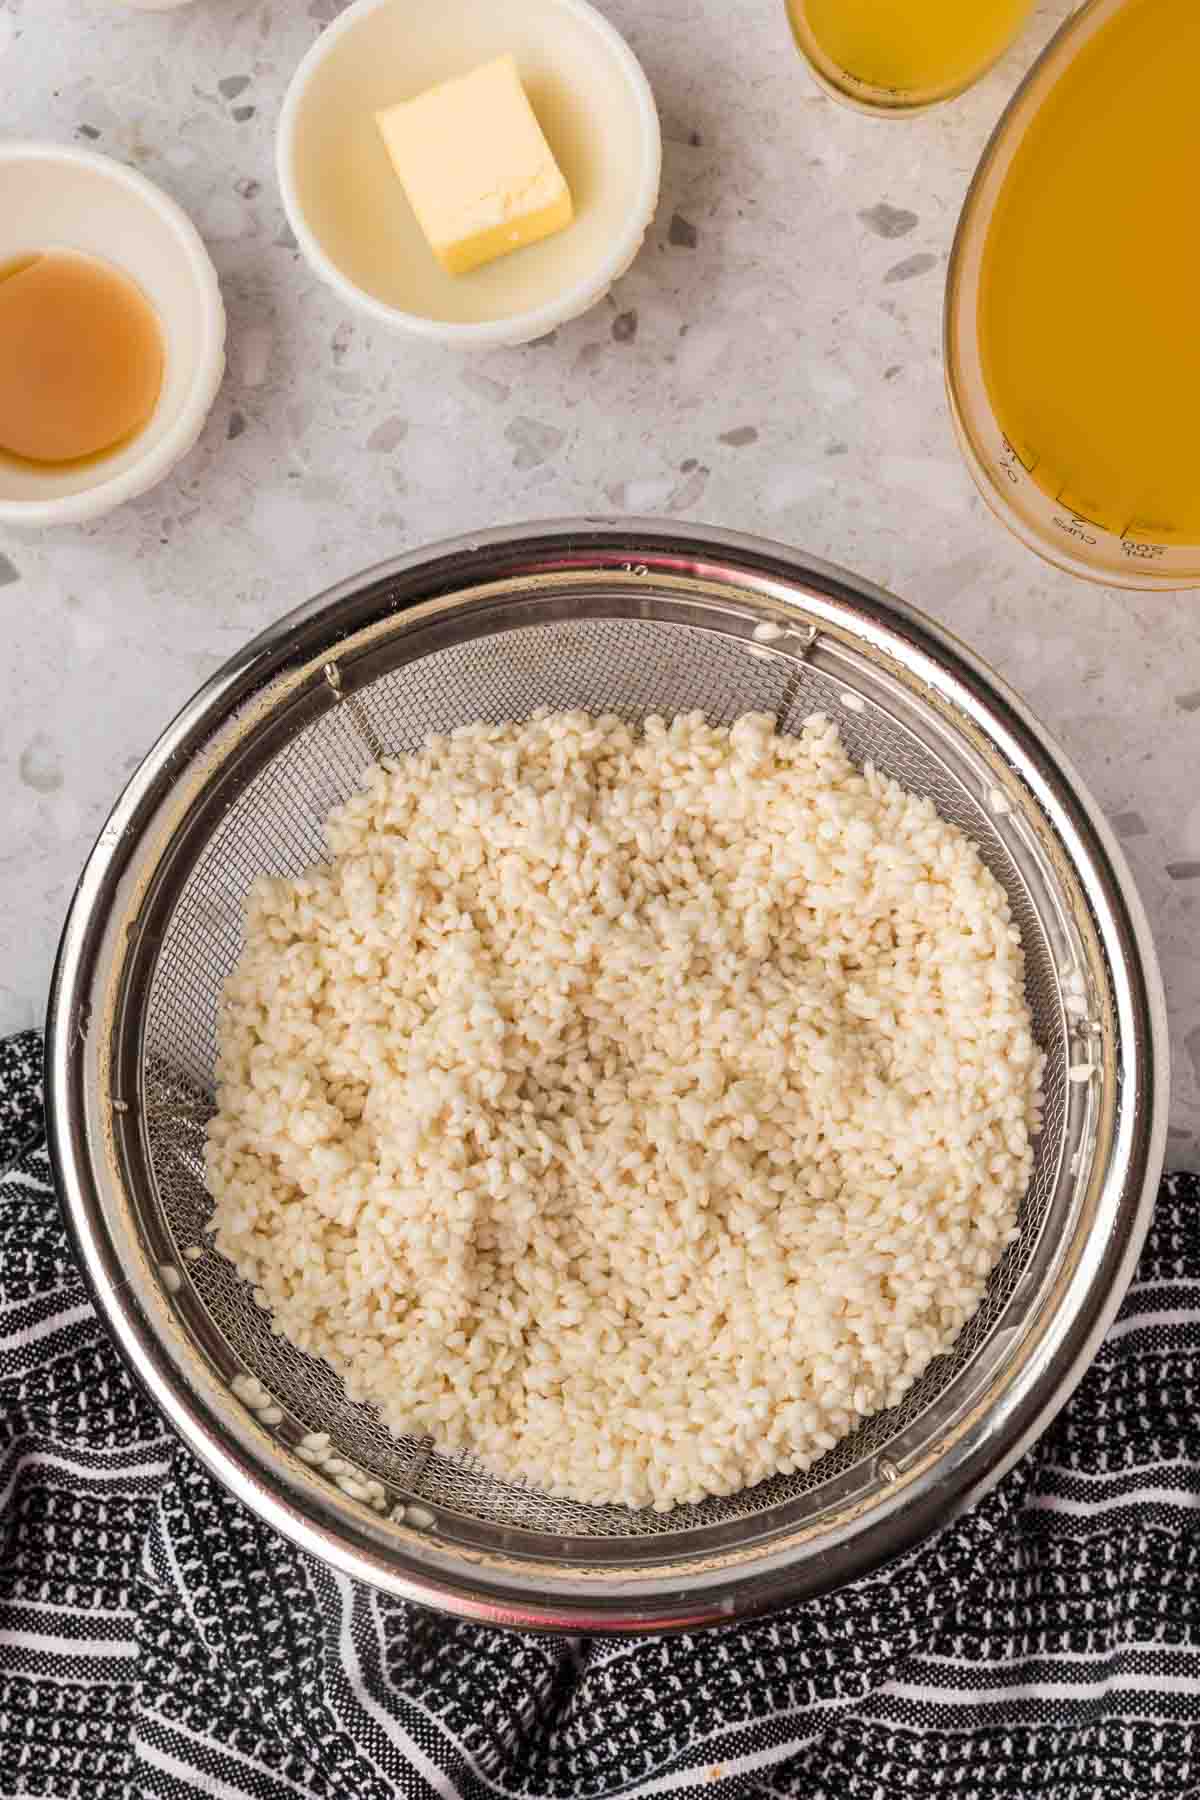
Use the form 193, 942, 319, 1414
47, 519, 1168, 1632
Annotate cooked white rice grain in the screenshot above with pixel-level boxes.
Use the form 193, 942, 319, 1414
205, 711, 1044, 1512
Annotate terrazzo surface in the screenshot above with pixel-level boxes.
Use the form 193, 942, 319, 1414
2, 0, 1196, 1159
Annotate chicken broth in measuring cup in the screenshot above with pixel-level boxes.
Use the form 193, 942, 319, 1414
978, 0, 1200, 546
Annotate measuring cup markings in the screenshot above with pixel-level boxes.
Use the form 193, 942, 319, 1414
992, 426, 1175, 562
1051, 511, 1099, 547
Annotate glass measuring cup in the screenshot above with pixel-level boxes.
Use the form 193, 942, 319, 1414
945, 0, 1200, 589
785, 0, 1038, 114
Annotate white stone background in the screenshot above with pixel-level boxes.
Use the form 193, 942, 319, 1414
2, 0, 1197, 1164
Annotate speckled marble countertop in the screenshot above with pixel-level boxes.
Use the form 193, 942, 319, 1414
1, 0, 1196, 1158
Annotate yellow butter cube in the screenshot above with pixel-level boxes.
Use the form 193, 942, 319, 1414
376, 54, 574, 278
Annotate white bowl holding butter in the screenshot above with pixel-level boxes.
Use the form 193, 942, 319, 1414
277, 0, 662, 348
0, 144, 225, 528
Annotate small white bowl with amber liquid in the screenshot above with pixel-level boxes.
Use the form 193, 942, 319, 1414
0, 144, 225, 527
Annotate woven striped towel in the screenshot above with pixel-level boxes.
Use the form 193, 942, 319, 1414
1, 1026, 1196, 1800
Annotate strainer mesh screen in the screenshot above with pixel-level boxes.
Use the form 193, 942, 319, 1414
143, 616, 1066, 1540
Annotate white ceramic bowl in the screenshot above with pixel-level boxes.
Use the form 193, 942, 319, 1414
278, 0, 662, 349
0, 144, 225, 527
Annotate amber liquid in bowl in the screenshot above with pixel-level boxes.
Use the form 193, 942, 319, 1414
0, 249, 163, 469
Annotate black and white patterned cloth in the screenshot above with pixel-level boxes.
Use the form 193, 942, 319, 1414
3, 1025, 1200, 1799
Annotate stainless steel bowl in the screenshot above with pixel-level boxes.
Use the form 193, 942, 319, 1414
47, 521, 1167, 1632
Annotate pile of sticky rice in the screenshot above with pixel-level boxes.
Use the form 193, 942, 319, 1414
205, 709, 1043, 1512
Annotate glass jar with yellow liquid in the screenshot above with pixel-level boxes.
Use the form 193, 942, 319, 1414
786, 0, 1038, 112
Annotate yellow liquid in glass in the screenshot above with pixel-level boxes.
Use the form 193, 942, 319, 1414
980, 0, 1200, 542
789, 0, 1034, 99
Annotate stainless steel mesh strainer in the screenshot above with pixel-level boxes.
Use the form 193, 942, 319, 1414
47, 521, 1166, 1632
